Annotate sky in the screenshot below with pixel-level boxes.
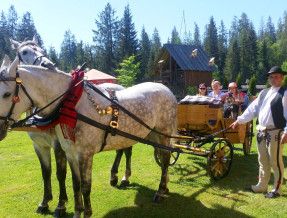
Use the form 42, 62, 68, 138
2, 0, 286, 53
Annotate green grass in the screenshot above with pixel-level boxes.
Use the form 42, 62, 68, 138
1, 129, 287, 218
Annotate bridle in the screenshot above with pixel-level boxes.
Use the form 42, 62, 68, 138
17, 43, 46, 66
0, 70, 34, 130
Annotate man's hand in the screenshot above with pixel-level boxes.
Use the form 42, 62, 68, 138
280, 133, 287, 144
230, 120, 239, 129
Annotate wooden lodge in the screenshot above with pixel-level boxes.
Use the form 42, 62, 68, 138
152, 44, 218, 98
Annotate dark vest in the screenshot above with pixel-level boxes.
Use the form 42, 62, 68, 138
258, 87, 286, 129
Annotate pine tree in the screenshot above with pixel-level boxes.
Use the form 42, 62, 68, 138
203, 16, 218, 63
7, 5, 18, 39
16, 12, 43, 47
92, 3, 119, 74
0, 11, 11, 59
47, 46, 59, 68
137, 27, 151, 82
265, 16, 276, 43
147, 28, 162, 77
217, 20, 228, 82
223, 39, 240, 81
193, 22, 201, 46
170, 26, 181, 44
117, 4, 138, 62
59, 30, 77, 72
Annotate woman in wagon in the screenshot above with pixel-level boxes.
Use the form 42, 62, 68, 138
197, 83, 208, 96
226, 82, 245, 105
208, 79, 225, 100
230, 66, 287, 198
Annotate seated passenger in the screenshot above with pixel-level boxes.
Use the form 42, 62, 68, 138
226, 82, 244, 105
208, 79, 225, 100
197, 83, 208, 96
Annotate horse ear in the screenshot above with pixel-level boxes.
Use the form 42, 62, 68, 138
8, 56, 19, 77
33, 35, 38, 45
10, 39, 20, 50
1, 55, 10, 70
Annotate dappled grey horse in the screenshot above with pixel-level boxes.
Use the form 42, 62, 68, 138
0, 56, 177, 217
10, 37, 130, 216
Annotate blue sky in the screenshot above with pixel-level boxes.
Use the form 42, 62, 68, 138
2, 0, 286, 52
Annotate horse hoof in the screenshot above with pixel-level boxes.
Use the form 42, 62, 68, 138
120, 180, 130, 187
36, 206, 49, 214
54, 208, 66, 217
152, 193, 164, 203
110, 177, 118, 186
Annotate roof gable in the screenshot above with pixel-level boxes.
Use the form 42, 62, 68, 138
163, 44, 218, 72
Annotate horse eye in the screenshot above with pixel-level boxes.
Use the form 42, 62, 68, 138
3, 92, 11, 98
22, 51, 28, 55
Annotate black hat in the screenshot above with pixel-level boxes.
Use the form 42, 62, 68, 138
265, 66, 286, 76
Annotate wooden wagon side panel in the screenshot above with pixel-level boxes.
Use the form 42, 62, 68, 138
177, 105, 223, 131
215, 118, 246, 144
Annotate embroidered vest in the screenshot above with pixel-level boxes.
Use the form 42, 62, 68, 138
258, 87, 286, 129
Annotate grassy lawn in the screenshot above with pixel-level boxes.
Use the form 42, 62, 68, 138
1, 129, 287, 218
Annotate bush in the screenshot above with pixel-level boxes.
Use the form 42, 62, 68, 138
265, 78, 271, 88
236, 72, 242, 89
248, 75, 257, 96
222, 76, 229, 89
186, 86, 197, 95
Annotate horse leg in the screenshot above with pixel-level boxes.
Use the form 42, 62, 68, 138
67, 158, 84, 218
152, 137, 170, 203
79, 155, 93, 218
33, 143, 52, 214
120, 147, 132, 187
110, 149, 124, 186
53, 141, 68, 217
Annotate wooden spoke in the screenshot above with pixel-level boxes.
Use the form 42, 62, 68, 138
220, 165, 223, 176
223, 163, 228, 170
211, 161, 219, 171
214, 165, 220, 177
223, 148, 231, 156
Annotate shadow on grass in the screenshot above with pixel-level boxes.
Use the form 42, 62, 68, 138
103, 182, 253, 218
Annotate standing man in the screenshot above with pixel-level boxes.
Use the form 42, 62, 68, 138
230, 66, 287, 198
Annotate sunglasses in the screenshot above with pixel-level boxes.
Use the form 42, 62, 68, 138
199, 88, 206, 90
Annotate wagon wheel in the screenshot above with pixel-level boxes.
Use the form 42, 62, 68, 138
207, 138, 233, 180
243, 120, 253, 155
154, 149, 180, 166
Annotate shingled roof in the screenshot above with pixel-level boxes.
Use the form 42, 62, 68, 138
162, 44, 218, 72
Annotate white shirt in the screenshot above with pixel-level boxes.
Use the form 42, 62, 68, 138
237, 87, 287, 134
208, 91, 225, 100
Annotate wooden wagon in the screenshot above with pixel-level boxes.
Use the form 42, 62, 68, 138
154, 96, 254, 180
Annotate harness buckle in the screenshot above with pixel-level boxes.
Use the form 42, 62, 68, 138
16, 78, 22, 83
110, 121, 119, 129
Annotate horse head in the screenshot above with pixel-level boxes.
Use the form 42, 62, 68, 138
10, 35, 56, 70
0, 55, 31, 140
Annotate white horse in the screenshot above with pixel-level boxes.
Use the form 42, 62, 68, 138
0, 56, 177, 218
10, 36, 129, 216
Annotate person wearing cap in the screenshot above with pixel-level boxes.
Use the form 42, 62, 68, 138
208, 79, 225, 100
230, 66, 287, 198
227, 82, 245, 105
197, 83, 208, 96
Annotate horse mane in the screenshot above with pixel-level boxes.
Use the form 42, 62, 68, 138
18, 65, 69, 76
